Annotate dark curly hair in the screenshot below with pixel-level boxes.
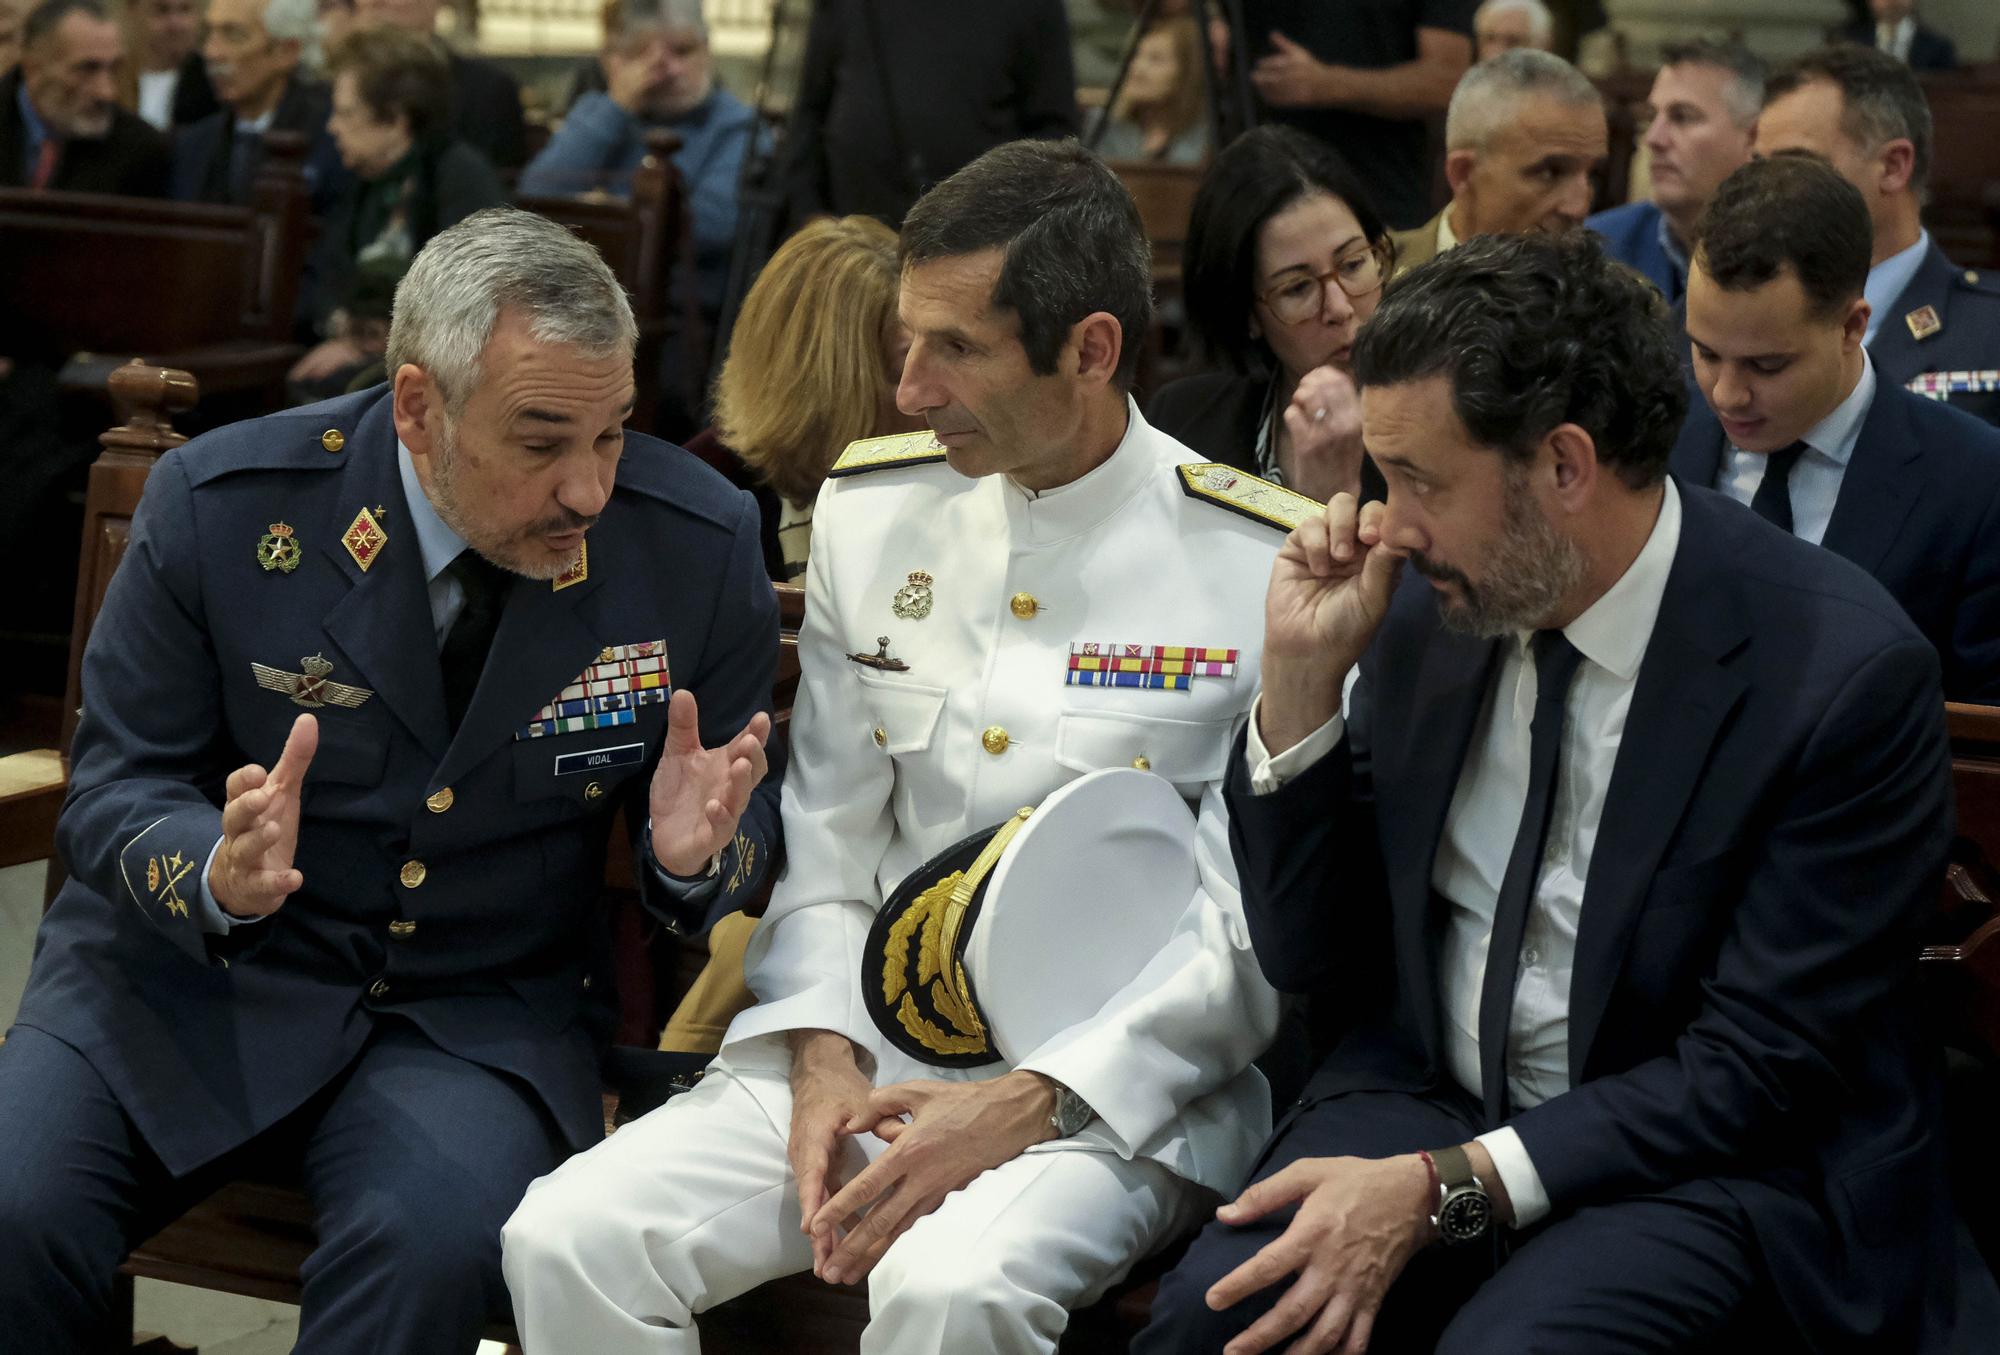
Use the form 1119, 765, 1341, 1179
1350, 231, 1686, 489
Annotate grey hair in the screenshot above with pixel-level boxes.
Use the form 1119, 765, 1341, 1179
1661, 39, 1765, 128
386, 206, 638, 413
1445, 48, 1601, 151
610, 0, 705, 41
262, 0, 321, 73
1473, 0, 1552, 46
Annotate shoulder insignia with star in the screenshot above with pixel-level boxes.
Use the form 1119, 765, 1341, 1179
1176, 463, 1321, 533
828, 430, 949, 478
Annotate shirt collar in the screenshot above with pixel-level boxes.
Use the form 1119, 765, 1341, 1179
1797, 353, 1875, 469
1652, 206, 1689, 279
1864, 229, 1930, 343
999, 395, 1155, 546
397, 439, 468, 583
1533, 477, 1683, 683
236, 104, 278, 135
1437, 206, 1460, 255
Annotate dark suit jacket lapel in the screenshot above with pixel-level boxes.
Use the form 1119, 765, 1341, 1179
1377, 613, 1501, 1070
1821, 381, 1920, 577
1868, 239, 1954, 383
1568, 488, 1749, 1072
431, 520, 622, 790
318, 397, 450, 760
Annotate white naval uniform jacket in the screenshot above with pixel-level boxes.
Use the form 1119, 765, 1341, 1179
729, 402, 1285, 1193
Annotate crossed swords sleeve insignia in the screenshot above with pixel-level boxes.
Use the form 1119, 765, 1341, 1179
252, 654, 375, 709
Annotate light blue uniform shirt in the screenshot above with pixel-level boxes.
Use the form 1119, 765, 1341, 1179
1864, 231, 1930, 348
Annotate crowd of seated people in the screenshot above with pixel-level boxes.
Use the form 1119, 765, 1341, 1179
4, 4, 2000, 1352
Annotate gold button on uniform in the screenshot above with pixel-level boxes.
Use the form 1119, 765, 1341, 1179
1132, 755, 1151, 771
425, 787, 454, 813
399, 860, 427, 889
320, 428, 345, 453
1009, 592, 1039, 620
982, 726, 1010, 755
388, 920, 416, 938
368, 978, 389, 999
873, 726, 887, 748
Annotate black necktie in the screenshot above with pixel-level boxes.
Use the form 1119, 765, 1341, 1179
1749, 441, 1808, 534
1476, 629, 1586, 1129
440, 549, 509, 731
227, 126, 261, 204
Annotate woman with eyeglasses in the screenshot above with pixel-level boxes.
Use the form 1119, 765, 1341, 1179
1149, 125, 1394, 506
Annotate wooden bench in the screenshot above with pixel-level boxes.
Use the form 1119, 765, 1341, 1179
518, 129, 697, 439
0, 135, 311, 420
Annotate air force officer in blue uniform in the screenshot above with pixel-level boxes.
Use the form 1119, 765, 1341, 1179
0, 207, 783, 1352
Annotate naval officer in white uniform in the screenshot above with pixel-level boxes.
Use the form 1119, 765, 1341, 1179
501, 138, 1313, 1354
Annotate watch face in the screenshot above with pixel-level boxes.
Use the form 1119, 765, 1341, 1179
1438, 1188, 1492, 1244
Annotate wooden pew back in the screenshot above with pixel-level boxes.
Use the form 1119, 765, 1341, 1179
1919, 71, 2000, 271
0, 134, 310, 361
518, 129, 692, 436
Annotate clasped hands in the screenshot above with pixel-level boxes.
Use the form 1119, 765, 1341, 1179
786, 1031, 1056, 1287
209, 688, 769, 916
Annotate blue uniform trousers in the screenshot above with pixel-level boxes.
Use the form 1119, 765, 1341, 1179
1134, 1088, 1786, 1354
0, 1020, 567, 1353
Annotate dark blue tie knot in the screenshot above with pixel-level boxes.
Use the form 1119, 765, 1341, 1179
1750, 440, 1809, 533
1531, 629, 1584, 708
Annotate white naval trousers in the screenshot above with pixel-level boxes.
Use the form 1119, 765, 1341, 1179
501, 1040, 1208, 1354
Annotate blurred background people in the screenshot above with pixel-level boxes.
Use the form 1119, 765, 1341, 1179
520, 0, 755, 323
1392, 48, 1606, 273
1587, 39, 1761, 303
1150, 125, 1390, 506
658, 212, 922, 1057
1236, 0, 1474, 230
354, 0, 523, 169
129, 0, 214, 129
290, 24, 503, 398
0, 0, 26, 71
2, 0, 169, 194
1092, 16, 1209, 165
315, 0, 353, 49
777, 0, 1078, 228
172, 0, 332, 205
1472, 0, 1553, 60
1839, 0, 1955, 72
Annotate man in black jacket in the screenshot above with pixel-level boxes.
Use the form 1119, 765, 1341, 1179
0, 0, 167, 195
172, 0, 336, 206
1840, 0, 1956, 72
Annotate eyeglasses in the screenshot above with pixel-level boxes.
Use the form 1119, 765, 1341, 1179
1256, 244, 1390, 326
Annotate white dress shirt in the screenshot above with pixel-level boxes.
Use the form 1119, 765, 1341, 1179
1716, 356, 1874, 547
1244, 479, 1685, 1226
137, 68, 179, 132
1878, 17, 1916, 62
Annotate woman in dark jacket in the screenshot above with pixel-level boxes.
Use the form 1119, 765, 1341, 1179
289, 25, 505, 399
1149, 126, 1392, 506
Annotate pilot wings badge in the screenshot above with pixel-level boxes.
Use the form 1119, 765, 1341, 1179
252, 654, 375, 709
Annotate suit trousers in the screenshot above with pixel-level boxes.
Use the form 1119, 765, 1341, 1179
0, 1019, 567, 1354
1135, 1087, 1783, 1355
502, 1037, 1207, 1354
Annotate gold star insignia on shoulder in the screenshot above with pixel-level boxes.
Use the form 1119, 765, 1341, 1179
253, 654, 374, 709
829, 429, 948, 478
1176, 463, 1322, 533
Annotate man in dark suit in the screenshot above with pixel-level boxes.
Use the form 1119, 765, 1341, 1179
0, 207, 784, 1352
1137, 230, 1995, 1352
171, 0, 335, 206
1841, 0, 1956, 72
0, 0, 167, 195
1758, 44, 2000, 427
355, 0, 526, 171
1679, 154, 2000, 703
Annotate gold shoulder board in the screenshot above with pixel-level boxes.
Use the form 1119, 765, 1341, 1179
828, 430, 949, 478
1176, 463, 1322, 533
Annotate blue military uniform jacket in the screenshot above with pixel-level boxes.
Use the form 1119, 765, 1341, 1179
13, 386, 782, 1177
1586, 199, 1684, 304
1870, 239, 2000, 428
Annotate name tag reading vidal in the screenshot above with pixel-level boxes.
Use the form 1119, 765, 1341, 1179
554, 742, 646, 776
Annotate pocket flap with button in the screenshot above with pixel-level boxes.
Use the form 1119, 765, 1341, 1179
852, 669, 948, 755
1054, 709, 1233, 783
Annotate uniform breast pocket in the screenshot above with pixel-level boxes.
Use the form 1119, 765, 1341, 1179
512, 734, 654, 807
310, 716, 391, 786
852, 669, 947, 756
1053, 709, 1234, 785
